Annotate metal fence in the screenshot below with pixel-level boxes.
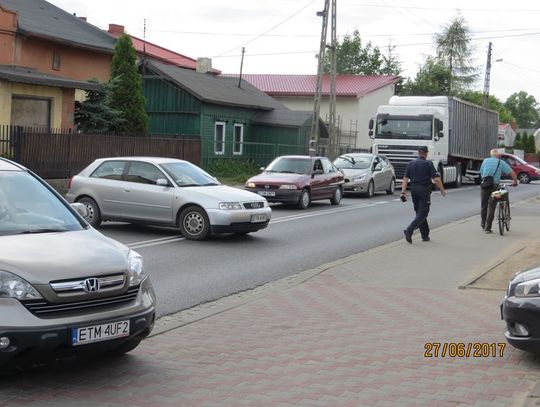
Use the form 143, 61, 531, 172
0, 125, 200, 178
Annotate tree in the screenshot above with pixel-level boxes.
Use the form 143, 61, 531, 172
74, 80, 124, 132
323, 30, 401, 76
514, 132, 522, 150
109, 34, 148, 134
434, 15, 479, 93
504, 91, 540, 128
401, 57, 451, 96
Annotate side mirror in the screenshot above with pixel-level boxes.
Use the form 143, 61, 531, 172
71, 202, 88, 218
368, 118, 374, 130
373, 163, 382, 171
368, 130, 374, 139
313, 169, 324, 176
156, 178, 169, 186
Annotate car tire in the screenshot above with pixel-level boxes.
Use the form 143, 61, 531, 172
77, 197, 102, 227
386, 178, 395, 195
330, 186, 342, 205
366, 180, 374, 198
107, 337, 142, 357
179, 205, 210, 240
297, 188, 311, 209
518, 172, 531, 184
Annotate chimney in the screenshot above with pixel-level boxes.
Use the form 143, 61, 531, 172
196, 57, 212, 74
108, 24, 125, 35
78, 16, 87, 22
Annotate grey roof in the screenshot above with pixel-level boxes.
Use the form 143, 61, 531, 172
253, 109, 312, 128
0, 0, 116, 52
0, 65, 101, 90
145, 60, 284, 111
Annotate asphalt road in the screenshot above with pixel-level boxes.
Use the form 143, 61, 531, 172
97, 181, 540, 318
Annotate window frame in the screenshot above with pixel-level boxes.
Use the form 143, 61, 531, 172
233, 123, 244, 155
214, 121, 226, 155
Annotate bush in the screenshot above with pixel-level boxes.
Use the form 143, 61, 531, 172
206, 159, 261, 184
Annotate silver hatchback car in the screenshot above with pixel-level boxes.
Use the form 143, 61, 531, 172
66, 157, 271, 240
333, 153, 396, 197
0, 158, 155, 367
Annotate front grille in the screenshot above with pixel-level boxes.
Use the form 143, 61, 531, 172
254, 184, 279, 190
243, 202, 264, 209
22, 285, 140, 318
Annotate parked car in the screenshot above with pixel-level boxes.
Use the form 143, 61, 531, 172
501, 265, 540, 354
245, 155, 344, 209
500, 152, 540, 184
0, 157, 155, 367
66, 157, 271, 240
333, 153, 396, 197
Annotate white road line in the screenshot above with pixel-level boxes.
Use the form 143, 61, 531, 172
128, 236, 185, 249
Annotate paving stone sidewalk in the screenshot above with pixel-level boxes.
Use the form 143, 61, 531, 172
2, 199, 540, 407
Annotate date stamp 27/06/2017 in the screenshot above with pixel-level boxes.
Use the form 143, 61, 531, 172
424, 342, 506, 358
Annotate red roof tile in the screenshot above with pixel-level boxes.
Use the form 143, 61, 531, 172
222, 74, 400, 97
108, 30, 221, 73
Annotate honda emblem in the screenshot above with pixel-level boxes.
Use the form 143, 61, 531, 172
84, 278, 100, 292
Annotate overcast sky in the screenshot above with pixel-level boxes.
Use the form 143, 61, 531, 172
48, 0, 540, 104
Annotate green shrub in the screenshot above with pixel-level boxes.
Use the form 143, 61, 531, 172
206, 159, 261, 185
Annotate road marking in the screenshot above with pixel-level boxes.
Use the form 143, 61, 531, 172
128, 235, 185, 249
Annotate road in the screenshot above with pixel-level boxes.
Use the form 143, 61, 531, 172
97, 182, 540, 318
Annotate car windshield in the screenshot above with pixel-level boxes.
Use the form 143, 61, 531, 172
375, 118, 432, 140
0, 171, 84, 236
160, 161, 220, 187
265, 157, 312, 174
334, 156, 371, 170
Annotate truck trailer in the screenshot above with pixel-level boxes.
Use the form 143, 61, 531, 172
369, 96, 499, 186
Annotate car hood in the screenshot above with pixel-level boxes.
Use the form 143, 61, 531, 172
179, 184, 265, 201
0, 229, 130, 284
248, 172, 309, 185
340, 169, 370, 178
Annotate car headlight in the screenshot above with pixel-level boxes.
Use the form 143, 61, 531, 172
246, 182, 256, 188
353, 175, 366, 181
514, 277, 540, 297
279, 184, 298, 190
0, 270, 42, 300
128, 250, 145, 287
219, 202, 242, 210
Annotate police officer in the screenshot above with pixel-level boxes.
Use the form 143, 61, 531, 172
401, 146, 447, 243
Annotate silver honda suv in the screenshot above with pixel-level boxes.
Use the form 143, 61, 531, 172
0, 158, 155, 367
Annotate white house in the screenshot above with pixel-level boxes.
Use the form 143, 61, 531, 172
498, 123, 516, 147
224, 74, 400, 150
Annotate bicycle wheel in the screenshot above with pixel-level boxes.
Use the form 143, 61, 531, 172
498, 201, 504, 236
504, 201, 511, 231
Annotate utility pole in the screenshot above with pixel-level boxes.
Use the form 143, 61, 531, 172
238, 47, 245, 88
482, 42, 492, 108
309, 0, 329, 156
328, 0, 337, 158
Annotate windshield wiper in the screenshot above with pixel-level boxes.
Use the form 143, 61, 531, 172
201, 182, 219, 186
179, 183, 202, 187
279, 170, 296, 173
341, 155, 356, 165
17, 228, 69, 235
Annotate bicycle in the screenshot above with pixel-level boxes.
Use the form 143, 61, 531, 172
490, 182, 516, 235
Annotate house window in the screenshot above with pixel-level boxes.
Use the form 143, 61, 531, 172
52, 52, 61, 70
214, 121, 225, 155
233, 123, 243, 155
10, 96, 51, 128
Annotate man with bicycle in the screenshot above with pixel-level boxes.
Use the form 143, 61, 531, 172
480, 149, 518, 233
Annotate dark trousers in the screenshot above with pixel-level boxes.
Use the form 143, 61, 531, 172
481, 185, 509, 230
405, 184, 431, 239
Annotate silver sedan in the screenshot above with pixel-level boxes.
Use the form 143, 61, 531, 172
66, 157, 271, 240
333, 153, 396, 197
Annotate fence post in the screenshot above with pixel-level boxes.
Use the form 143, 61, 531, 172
11, 126, 22, 163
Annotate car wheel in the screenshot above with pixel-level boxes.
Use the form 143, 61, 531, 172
386, 178, 395, 195
107, 337, 142, 357
453, 163, 463, 188
297, 189, 311, 209
518, 172, 531, 184
77, 197, 102, 227
330, 186, 342, 205
179, 206, 210, 240
366, 180, 374, 198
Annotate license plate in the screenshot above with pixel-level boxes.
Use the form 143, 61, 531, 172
251, 214, 267, 223
257, 190, 275, 197
72, 320, 130, 346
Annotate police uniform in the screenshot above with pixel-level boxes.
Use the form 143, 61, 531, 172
403, 147, 439, 241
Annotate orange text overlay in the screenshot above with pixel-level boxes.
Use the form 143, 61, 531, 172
424, 342, 506, 358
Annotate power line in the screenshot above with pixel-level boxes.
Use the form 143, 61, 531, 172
213, 0, 316, 58
338, 3, 540, 13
